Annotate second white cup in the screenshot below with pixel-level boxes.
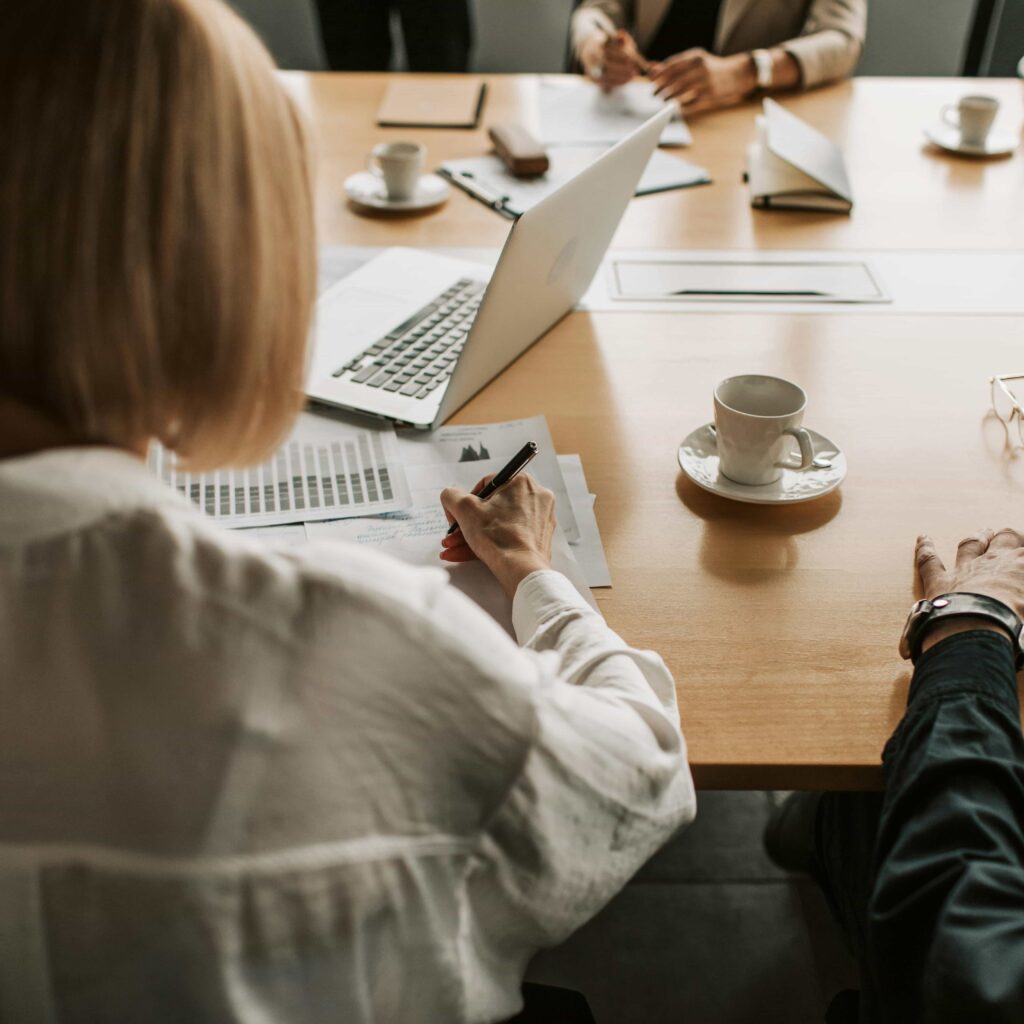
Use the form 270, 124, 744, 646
713, 375, 815, 486
941, 94, 999, 147
368, 141, 425, 202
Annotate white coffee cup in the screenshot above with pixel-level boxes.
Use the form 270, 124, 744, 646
941, 94, 999, 147
367, 141, 425, 202
713, 375, 815, 486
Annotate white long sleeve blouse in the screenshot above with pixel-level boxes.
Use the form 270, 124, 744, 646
0, 446, 696, 1024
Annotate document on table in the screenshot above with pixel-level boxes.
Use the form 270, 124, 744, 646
559, 454, 611, 588
237, 524, 311, 547
537, 79, 691, 147
235, 416, 613, 632
397, 415, 580, 543
148, 412, 411, 528
306, 506, 597, 637
440, 147, 709, 219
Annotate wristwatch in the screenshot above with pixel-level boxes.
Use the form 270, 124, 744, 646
751, 49, 773, 91
898, 592, 1024, 667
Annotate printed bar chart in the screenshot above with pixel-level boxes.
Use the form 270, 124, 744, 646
148, 414, 409, 527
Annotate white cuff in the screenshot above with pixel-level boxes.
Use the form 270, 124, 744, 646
512, 570, 598, 646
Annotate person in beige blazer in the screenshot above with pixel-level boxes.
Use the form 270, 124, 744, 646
573, 0, 866, 115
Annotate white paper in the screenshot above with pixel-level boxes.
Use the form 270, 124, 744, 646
537, 78, 691, 147
559, 454, 612, 588
148, 412, 411, 528
396, 415, 580, 543
237, 524, 311, 547
441, 147, 708, 218
305, 505, 597, 637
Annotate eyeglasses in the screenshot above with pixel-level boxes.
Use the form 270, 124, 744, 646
991, 374, 1024, 445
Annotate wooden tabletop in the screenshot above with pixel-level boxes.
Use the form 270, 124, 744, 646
285, 73, 1024, 788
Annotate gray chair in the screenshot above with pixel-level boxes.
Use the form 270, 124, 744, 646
856, 0, 977, 76
226, 0, 326, 70
470, 0, 577, 73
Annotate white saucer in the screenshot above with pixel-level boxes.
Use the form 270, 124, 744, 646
924, 124, 1018, 158
677, 423, 847, 505
344, 171, 450, 212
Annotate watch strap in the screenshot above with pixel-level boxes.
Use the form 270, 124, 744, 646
900, 592, 1024, 667
752, 49, 773, 91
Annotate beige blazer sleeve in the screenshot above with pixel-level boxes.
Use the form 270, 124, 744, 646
740, 0, 867, 88
571, 0, 867, 89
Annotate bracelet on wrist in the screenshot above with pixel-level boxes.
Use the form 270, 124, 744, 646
899, 592, 1024, 668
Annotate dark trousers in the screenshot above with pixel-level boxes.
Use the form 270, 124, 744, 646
814, 792, 885, 1024
315, 0, 472, 71
506, 983, 597, 1023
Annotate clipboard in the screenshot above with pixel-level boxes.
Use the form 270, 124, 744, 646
440, 148, 710, 220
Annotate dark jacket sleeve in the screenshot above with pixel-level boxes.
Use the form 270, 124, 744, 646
864, 630, 1024, 1023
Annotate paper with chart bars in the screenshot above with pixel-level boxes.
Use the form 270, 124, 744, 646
147, 413, 410, 527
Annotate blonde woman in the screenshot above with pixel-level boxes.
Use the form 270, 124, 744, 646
0, 1, 695, 1021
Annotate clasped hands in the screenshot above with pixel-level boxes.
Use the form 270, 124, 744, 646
579, 29, 755, 115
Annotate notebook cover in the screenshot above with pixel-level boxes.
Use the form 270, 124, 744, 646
377, 79, 487, 129
763, 98, 853, 204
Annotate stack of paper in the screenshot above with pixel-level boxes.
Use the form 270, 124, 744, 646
174, 413, 611, 636
537, 78, 691, 147
305, 416, 611, 636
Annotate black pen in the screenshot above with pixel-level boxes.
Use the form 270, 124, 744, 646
446, 441, 539, 536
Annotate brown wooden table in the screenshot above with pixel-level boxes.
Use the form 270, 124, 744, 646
284, 72, 1024, 788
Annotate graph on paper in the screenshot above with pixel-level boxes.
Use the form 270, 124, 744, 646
148, 413, 410, 528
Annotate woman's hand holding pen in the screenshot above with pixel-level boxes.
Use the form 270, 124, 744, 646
580, 29, 646, 91
439, 474, 556, 598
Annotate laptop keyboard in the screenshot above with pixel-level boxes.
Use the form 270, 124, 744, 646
331, 277, 485, 399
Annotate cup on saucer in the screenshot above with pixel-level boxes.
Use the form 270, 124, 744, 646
713, 374, 816, 486
345, 140, 450, 214
367, 140, 425, 202
940, 94, 999, 148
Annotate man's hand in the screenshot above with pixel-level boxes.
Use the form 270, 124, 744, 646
579, 29, 642, 91
914, 530, 1024, 652
649, 48, 756, 115
439, 473, 556, 598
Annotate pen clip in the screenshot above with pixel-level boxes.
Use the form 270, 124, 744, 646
454, 171, 510, 212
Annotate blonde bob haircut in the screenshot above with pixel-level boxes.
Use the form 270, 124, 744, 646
0, 0, 315, 469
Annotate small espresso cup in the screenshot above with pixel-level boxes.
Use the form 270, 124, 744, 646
713, 375, 815, 486
368, 141, 425, 201
941, 94, 999, 147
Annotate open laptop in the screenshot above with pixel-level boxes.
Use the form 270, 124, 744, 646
306, 105, 672, 429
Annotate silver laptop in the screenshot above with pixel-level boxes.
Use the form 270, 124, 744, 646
306, 106, 672, 429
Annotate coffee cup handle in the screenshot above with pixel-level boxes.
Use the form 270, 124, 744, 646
941, 104, 961, 130
366, 154, 383, 177
782, 426, 814, 471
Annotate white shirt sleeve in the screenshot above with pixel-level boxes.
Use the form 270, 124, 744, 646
460, 570, 696, 1014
